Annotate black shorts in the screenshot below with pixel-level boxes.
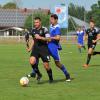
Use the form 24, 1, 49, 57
88, 43, 96, 49
31, 45, 50, 62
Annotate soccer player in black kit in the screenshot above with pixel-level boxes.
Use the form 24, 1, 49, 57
83, 20, 100, 68
27, 17, 53, 83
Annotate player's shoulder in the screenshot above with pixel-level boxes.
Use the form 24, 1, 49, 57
42, 26, 47, 29
76, 31, 79, 33
54, 24, 60, 29
50, 24, 60, 29
86, 28, 90, 33
42, 26, 49, 32
86, 28, 90, 31
42, 26, 48, 30
94, 27, 99, 33
54, 24, 61, 32
77, 30, 84, 34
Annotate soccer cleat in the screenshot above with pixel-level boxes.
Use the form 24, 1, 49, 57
26, 72, 36, 78
66, 79, 71, 82
83, 64, 89, 68
66, 75, 71, 82
66, 74, 71, 82
49, 77, 54, 83
37, 73, 42, 82
49, 79, 53, 83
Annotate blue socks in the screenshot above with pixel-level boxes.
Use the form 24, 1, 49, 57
60, 65, 69, 77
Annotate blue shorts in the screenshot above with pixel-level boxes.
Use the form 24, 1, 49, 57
78, 40, 84, 46
48, 44, 60, 61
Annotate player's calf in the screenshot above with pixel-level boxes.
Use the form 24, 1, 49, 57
55, 61, 71, 81
83, 48, 93, 68
29, 57, 42, 80
78, 45, 82, 53
43, 62, 53, 83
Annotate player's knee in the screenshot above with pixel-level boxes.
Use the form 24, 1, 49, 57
88, 48, 93, 54
78, 45, 81, 48
55, 62, 60, 67
30, 57, 36, 65
55, 61, 62, 68
88, 51, 92, 55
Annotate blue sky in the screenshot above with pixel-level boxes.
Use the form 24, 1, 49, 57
0, 0, 99, 10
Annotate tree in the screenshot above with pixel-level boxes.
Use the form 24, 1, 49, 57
0, 5, 2, 8
98, 1, 100, 8
87, 0, 100, 27
69, 3, 85, 20
24, 12, 50, 30
91, 4, 98, 11
3, 2, 16, 9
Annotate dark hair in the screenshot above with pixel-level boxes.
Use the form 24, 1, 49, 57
34, 17, 41, 21
90, 19, 95, 23
51, 14, 58, 20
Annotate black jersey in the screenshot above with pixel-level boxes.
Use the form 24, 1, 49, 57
86, 28, 99, 44
30, 26, 50, 62
31, 26, 49, 46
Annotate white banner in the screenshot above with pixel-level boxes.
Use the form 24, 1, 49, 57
54, 4, 68, 28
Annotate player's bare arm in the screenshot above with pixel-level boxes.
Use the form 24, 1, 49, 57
51, 35, 60, 41
92, 34, 100, 43
27, 39, 34, 52
35, 34, 51, 41
84, 32, 88, 41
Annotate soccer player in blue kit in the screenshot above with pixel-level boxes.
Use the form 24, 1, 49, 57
47, 14, 71, 82
76, 27, 86, 53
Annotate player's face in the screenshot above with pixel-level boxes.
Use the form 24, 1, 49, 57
78, 28, 81, 31
90, 22, 95, 29
50, 17, 57, 25
34, 20, 41, 28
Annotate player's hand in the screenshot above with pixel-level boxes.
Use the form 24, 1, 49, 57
35, 34, 42, 40
51, 37, 54, 40
92, 40, 96, 43
27, 48, 31, 52
46, 37, 51, 42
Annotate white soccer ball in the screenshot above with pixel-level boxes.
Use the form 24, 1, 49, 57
20, 77, 29, 86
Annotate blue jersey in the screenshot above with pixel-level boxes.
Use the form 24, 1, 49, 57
48, 24, 61, 47
77, 30, 85, 45
48, 24, 61, 61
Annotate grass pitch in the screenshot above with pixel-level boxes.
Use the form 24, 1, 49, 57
0, 43, 100, 100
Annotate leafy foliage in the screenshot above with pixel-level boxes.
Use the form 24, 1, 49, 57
2, 2, 16, 9
86, 0, 100, 27
24, 12, 50, 30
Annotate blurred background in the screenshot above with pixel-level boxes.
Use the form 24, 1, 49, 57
0, 0, 99, 43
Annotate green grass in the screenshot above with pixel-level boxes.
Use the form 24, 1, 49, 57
0, 43, 100, 100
